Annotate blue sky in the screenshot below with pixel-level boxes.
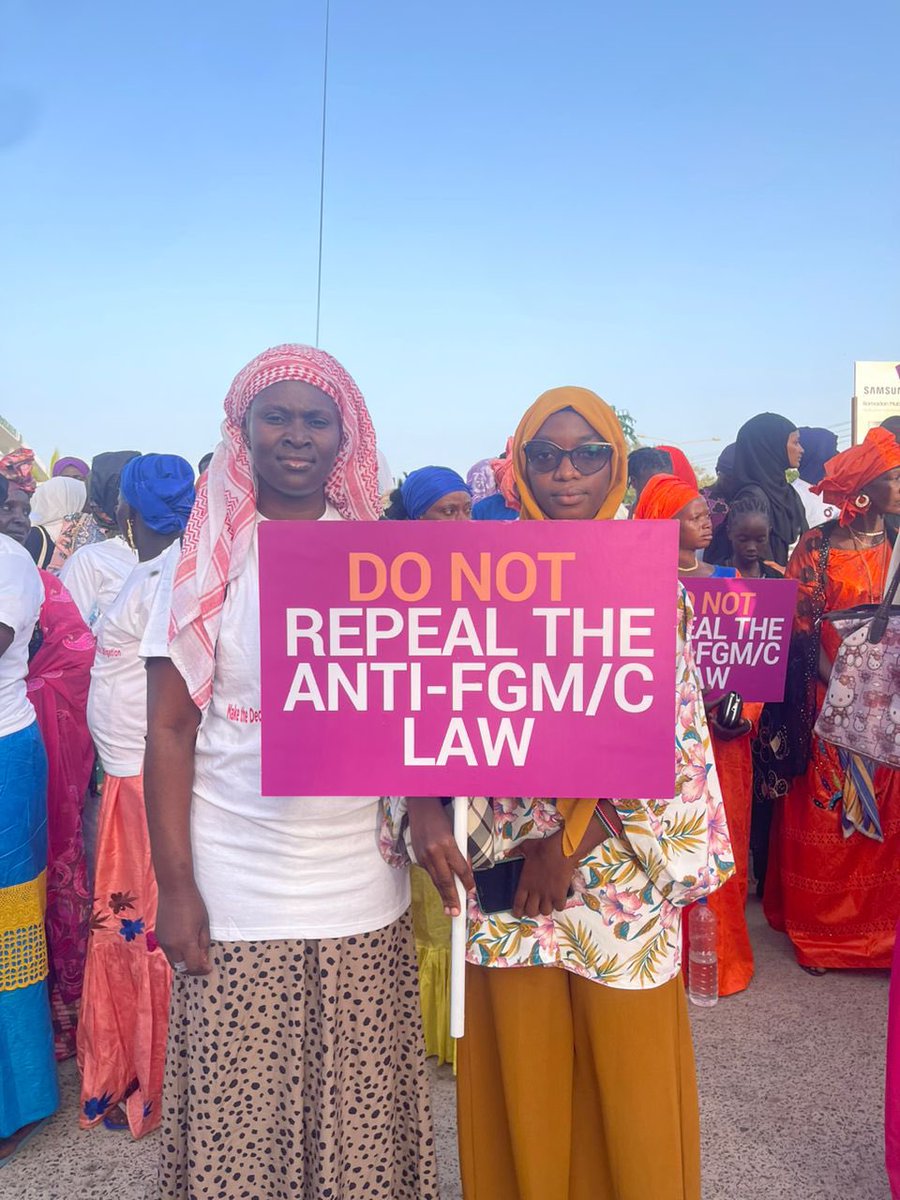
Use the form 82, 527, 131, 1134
1, 0, 898, 479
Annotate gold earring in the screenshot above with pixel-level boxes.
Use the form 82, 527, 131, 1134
854, 493, 870, 509
125, 519, 136, 550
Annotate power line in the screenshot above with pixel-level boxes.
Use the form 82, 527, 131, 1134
314, 0, 331, 348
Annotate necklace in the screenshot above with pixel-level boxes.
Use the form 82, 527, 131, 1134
679, 559, 701, 573
848, 529, 890, 602
851, 528, 885, 541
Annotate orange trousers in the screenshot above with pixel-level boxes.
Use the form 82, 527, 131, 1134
457, 963, 700, 1200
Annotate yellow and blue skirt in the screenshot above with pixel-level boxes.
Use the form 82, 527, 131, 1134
0, 721, 58, 1137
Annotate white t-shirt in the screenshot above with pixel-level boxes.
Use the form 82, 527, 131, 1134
88, 548, 174, 778
148, 509, 409, 941
793, 477, 839, 529
0, 536, 43, 738
60, 536, 138, 630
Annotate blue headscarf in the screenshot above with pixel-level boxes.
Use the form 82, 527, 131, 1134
400, 466, 471, 520
797, 426, 838, 485
120, 454, 196, 535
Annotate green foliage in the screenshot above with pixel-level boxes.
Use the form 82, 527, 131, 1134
615, 407, 639, 449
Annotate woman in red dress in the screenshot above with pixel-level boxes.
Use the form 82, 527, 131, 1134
765, 427, 900, 970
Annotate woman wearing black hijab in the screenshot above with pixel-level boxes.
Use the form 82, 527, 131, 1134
707, 413, 806, 566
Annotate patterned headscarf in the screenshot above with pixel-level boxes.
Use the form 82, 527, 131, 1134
170, 344, 381, 709
811, 427, 900, 526
466, 458, 497, 503
0, 447, 37, 495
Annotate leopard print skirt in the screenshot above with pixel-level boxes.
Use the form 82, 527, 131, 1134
157, 912, 439, 1199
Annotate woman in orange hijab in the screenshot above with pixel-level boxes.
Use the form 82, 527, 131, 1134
636, 473, 758, 997
765, 427, 900, 972
409, 388, 733, 1200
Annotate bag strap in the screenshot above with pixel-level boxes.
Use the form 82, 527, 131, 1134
868, 548, 900, 644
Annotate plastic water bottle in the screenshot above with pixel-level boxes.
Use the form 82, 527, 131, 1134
688, 899, 718, 1007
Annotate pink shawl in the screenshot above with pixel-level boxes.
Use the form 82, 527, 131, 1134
170, 344, 381, 709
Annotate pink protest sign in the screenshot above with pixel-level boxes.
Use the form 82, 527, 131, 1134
259, 520, 679, 798
683, 577, 799, 701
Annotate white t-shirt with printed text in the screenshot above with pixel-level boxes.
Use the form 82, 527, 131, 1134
145, 508, 409, 941
60, 536, 138, 630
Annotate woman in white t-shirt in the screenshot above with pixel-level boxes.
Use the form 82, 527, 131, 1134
0, 479, 59, 1165
144, 345, 437, 1200
60, 451, 140, 629
78, 454, 195, 1139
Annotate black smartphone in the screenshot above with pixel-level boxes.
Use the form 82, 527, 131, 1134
718, 691, 744, 729
474, 858, 525, 914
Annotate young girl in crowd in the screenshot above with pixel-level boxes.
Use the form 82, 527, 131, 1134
405, 389, 733, 1200
78, 454, 195, 1138
636, 473, 764, 996
633, 472, 736, 579
724, 494, 785, 579
144, 345, 437, 1199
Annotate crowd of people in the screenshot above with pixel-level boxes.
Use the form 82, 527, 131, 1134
0, 343, 898, 1200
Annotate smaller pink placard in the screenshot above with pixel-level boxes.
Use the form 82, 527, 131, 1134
683, 577, 799, 701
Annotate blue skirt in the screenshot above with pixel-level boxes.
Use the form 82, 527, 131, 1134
0, 720, 58, 1136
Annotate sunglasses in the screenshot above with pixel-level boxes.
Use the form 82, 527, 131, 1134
523, 439, 614, 476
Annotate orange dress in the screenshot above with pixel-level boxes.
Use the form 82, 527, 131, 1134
682, 706, 761, 996
764, 531, 900, 968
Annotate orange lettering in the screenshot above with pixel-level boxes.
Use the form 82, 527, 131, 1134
349, 553, 386, 601
391, 552, 432, 602
450, 551, 491, 601
496, 552, 538, 602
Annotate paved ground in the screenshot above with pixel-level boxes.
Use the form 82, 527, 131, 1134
0, 899, 891, 1199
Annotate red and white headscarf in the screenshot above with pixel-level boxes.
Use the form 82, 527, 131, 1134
170, 344, 381, 709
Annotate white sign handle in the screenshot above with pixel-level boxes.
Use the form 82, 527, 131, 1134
450, 796, 467, 1039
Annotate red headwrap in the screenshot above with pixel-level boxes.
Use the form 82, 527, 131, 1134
811, 427, 900, 526
633, 473, 700, 521
656, 445, 698, 491
0, 447, 37, 495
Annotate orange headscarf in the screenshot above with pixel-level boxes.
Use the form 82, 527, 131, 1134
511, 386, 628, 852
656, 445, 698, 490
811, 427, 900, 526
511, 386, 628, 523
633, 473, 699, 521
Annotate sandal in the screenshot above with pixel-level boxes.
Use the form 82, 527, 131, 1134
102, 1104, 130, 1132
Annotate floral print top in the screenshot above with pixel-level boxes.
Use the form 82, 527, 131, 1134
383, 588, 734, 991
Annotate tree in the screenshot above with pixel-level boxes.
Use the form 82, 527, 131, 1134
614, 408, 639, 450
